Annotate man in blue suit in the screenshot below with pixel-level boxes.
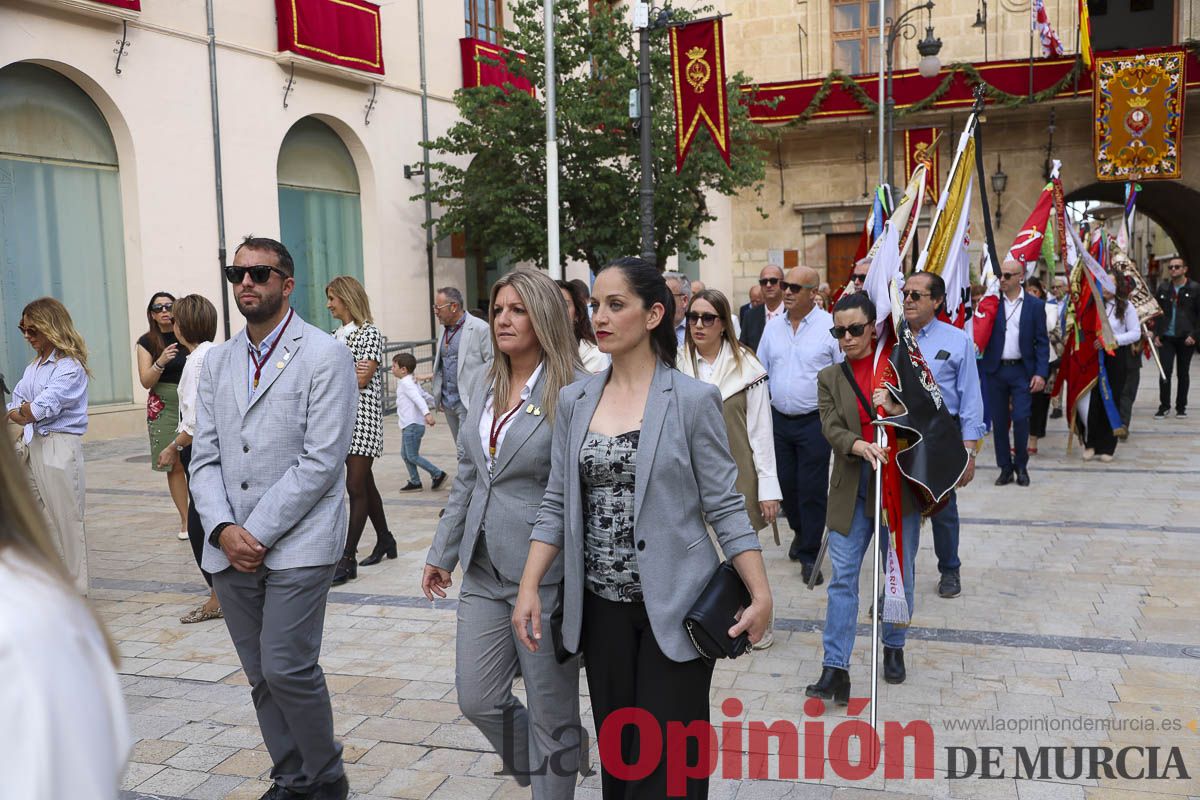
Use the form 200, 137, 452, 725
981, 259, 1050, 486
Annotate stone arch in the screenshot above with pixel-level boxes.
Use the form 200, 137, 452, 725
1065, 181, 1200, 276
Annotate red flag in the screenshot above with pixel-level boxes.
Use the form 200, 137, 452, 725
669, 19, 731, 172
972, 293, 1000, 354
904, 128, 940, 198
1054, 265, 1103, 434
1005, 183, 1055, 269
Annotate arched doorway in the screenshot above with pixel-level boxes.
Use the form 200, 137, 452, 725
0, 62, 132, 405
277, 117, 364, 326
1065, 181, 1198, 280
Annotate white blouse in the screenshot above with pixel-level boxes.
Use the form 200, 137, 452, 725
176, 340, 215, 436
694, 357, 782, 505
1106, 300, 1142, 347
478, 362, 544, 472
578, 340, 609, 373
0, 550, 130, 798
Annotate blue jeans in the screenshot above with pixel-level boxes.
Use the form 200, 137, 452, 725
401, 424, 442, 484
822, 463, 920, 670
930, 491, 960, 574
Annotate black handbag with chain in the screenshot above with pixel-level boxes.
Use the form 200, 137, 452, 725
683, 562, 752, 660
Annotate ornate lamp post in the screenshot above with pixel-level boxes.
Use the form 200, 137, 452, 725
884, 0, 942, 194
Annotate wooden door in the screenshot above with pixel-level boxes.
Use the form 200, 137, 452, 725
826, 232, 860, 291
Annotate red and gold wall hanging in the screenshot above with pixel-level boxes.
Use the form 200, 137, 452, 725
92, 0, 141, 9
1094, 49, 1185, 181
904, 127, 940, 199
275, 0, 384, 76
669, 18, 731, 172
459, 38, 534, 96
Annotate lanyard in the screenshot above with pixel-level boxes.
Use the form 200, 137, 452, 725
488, 400, 523, 463
1004, 298, 1023, 326
249, 308, 295, 390
443, 318, 464, 348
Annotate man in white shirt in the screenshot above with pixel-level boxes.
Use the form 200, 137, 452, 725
756, 265, 843, 583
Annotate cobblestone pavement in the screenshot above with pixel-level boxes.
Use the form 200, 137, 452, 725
87, 383, 1199, 800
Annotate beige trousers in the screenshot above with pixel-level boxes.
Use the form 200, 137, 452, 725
25, 432, 89, 594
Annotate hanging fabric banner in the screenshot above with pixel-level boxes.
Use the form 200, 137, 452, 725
1094, 49, 1185, 181
669, 18, 731, 172
904, 127, 940, 199
275, 0, 385, 76
93, 0, 140, 9
459, 38, 535, 96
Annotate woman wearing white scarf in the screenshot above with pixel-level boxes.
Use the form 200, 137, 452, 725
678, 289, 782, 648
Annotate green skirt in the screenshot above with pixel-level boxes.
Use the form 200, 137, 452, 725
147, 381, 180, 472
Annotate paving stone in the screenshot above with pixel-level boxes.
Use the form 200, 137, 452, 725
133, 766, 211, 795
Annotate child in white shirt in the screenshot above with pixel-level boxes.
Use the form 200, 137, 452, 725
392, 353, 447, 491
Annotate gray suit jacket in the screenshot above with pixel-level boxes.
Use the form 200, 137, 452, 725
426, 369, 584, 585
531, 361, 760, 662
432, 313, 493, 412
190, 313, 358, 573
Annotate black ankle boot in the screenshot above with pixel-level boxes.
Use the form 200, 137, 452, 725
805, 667, 851, 704
883, 646, 906, 684
331, 553, 357, 585
359, 532, 397, 567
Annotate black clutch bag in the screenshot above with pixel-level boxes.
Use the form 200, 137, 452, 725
683, 562, 752, 660
549, 585, 573, 665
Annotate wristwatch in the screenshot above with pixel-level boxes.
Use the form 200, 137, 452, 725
208, 521, 235, 549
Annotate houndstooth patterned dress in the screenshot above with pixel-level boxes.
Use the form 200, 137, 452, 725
347, 323, 384, 457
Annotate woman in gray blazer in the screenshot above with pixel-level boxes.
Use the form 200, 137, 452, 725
422, 267, 585, 800
513, 258, 773, 800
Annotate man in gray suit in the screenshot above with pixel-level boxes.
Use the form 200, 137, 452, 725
191, 236, 357, 800
431, 287, 493, 444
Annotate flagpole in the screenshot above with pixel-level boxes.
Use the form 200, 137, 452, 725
544, 0, 562, 279
869, 424, 884, 764
878, 0, 886, 189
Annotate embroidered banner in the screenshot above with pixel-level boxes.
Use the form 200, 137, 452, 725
1094, 49, 1185, 182
276, 0, 384, 76
669, 18, 731, 172
459, 38, 534, 96
904, 127, 939, 199
92, 0, 140, 9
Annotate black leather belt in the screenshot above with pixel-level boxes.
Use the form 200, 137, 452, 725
1000, 358, 1024, 366
773, 408, 818, 421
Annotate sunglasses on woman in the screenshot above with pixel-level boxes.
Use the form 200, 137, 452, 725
224, 265, 289, 284
150, 303, 174, 313
829, 323, 869, 339
686, 312, 720, 328
17, 324, 38, 336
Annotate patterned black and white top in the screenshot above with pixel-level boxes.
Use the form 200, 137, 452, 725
580, 430, 642, 603
346, 323, 384, 458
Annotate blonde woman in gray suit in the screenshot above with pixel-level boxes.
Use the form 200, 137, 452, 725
423, 267, 586, 799
513, 257, 773, 800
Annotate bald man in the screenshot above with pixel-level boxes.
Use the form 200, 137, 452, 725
756, 266, 843, 583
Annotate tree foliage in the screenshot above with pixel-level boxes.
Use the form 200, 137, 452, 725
422, 1, 773, 273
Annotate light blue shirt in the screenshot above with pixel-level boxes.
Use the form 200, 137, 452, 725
911, 318, 986, 441
756, 307, 843, 415
7, 350, 89, 441
247, 310, 295, 400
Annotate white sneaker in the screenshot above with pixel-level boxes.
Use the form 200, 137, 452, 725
1097, 454, 1113, 463
1082, 448, 1095, 461
177, 530, 189, 540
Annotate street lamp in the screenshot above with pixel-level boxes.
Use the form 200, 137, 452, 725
991, 155, 1007, 228
884, 0, 942, 193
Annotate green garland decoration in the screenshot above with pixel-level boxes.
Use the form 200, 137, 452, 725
768, 58, 1087, 127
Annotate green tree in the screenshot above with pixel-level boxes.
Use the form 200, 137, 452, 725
423, 1, 773, 273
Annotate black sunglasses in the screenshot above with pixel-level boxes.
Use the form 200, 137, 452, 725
999, 272, 1022, 281
830, 323, 870, 339
901, 290, 931, 301
224, 265, 289, 285
686, 312, 720, 328
851, 274, 867, 284
758, 277, 780, 286
782, 282, 816, 294
150, 302, 174, 313
17, 324, 38, 336
1169, 263, 1186, 270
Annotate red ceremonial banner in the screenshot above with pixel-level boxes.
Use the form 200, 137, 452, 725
904, 127, 939, 198
669, 18, 731, 172
459, 38, 535, 96
1006, 183, 1055, 266
276, 0, 384, 76
92, 0, 141, 9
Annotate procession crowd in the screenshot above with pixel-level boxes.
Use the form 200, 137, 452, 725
2, 236, 1196, 799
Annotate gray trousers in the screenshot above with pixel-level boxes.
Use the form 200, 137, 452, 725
214, 563, 343, 792
443, 403, 468, 444
456, 541, 582, 799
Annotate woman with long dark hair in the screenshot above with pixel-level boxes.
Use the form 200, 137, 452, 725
556, 278, 608, 373
513, 257, 772, 800
1078, 275, 1141, 462
136, 291, 190, 540
423, 267, 585, 799
325, 275, 393, 583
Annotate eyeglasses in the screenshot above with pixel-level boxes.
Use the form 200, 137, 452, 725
851, 274, 867, 284
671, 292, 689, 302
432, 302, 455, 311
17, 324, 38, 337
782, 282, 817, 294
224, 265, 289, 284
150, 303, 174, 313
830, 323, 869, 339
686, 312, 720, 328
999, 272, 1022, 281
901, 290, 931, 301
1169, 263, 1186, 271
758, 277, 780, 287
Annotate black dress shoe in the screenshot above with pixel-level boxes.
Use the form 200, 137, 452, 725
1050, 407, 1063, 419
431, 471, 449, 490
259, 784, 306, 800
801, 562, 825, 586
400, 480, 422, 492
995, 468, 1014, 486
1016, 468, 1030, 487
359, 531, 397, 567
310, 775, 349, 800
937, 570, 961, 598
805, 666, 851, 704
331, 553, 357, 586
883, 646, 906, 684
